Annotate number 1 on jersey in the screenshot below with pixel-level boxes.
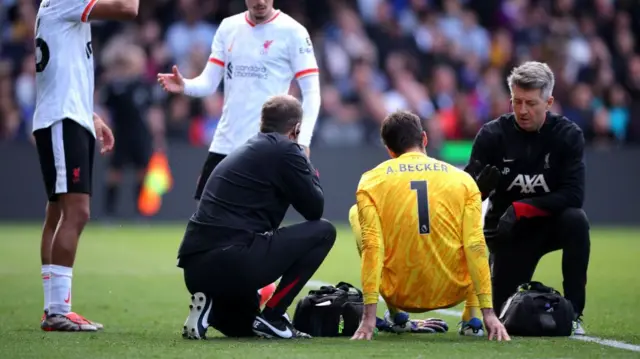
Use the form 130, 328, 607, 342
410, 180, 430, 234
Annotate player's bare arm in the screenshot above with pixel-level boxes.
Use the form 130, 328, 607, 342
89, 0, 139, 21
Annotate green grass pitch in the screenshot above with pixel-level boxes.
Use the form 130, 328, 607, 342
1, 223, 639, 358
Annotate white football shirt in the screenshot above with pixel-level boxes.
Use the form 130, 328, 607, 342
32, 0, 98, 137
206, 10, 319, 154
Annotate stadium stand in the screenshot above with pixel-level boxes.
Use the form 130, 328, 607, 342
1, 0, 639, 150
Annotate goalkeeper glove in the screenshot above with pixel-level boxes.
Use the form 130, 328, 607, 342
464, 160, 501, 200
409, 318, 449, 334
377, 312, 449, 334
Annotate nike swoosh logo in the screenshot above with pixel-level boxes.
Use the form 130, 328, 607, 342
201, 300, 211, 330
64, 291, 71, 303
258, 317, 292, 338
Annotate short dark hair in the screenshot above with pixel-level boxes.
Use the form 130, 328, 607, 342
380, 110, 424, 155
260, 95, 303, 134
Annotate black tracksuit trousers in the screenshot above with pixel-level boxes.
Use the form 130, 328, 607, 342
489, 208, 590, 318
180, 219, 336, 337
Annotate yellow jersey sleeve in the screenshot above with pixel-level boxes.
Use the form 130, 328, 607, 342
461, 178, 493, 309
356, 186, 384, 305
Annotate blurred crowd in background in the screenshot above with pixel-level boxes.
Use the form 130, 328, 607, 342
2, 0, 640, 153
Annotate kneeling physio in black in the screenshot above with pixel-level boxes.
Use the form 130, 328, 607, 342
177, 94, 336, 339
465, 61, 590, 335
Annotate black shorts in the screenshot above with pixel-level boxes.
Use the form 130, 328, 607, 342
194, 152, 226, 200
33, 118, 95, 202
109, 135, 151, 170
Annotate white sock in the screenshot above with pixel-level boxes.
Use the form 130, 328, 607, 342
41, 264, 51, 313
49, 265, 73, 315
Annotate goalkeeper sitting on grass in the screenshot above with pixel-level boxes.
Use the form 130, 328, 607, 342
348, 110, 510, 341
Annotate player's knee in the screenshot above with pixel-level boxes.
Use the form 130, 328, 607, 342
558, 208, 589, 232
60, 194, 91, 225
312, 218, 337, 242
70, 205, 90, 226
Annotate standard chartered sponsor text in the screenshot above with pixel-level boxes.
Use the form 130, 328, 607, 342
235, 64, 268, 79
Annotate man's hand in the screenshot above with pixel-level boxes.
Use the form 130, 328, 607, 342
351, 304, 377, 340
481, 309, 511, 341
465, 160, 501, 199
351, 314, 377, 340
94, 113, 114, 155
157, 65, 185, 94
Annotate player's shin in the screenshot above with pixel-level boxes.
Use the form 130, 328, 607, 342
49, 265, 73, 315
41, 202, 61, 265
52, 194, 90, 267
48, 194, 90, 315
462, 290, 481, 322
41, 202, 60, 314
458, 290, 485, 336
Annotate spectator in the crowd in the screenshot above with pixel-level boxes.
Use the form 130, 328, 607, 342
165, 0, 217, 71
1, 0, 639, 148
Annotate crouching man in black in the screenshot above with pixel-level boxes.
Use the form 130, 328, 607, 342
177, 94, 336, 340
465, 61, 591, 335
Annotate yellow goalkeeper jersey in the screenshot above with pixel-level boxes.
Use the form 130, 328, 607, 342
355, 151, 492, 310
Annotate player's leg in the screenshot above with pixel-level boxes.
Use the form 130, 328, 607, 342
250, 219, 337, 338
458, 289, 484, 336
34, 127, 62, 322
40, 119, 101, 332
40, 202, 60, 322
547, 208, 590, 334
194, 152, 226, 201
